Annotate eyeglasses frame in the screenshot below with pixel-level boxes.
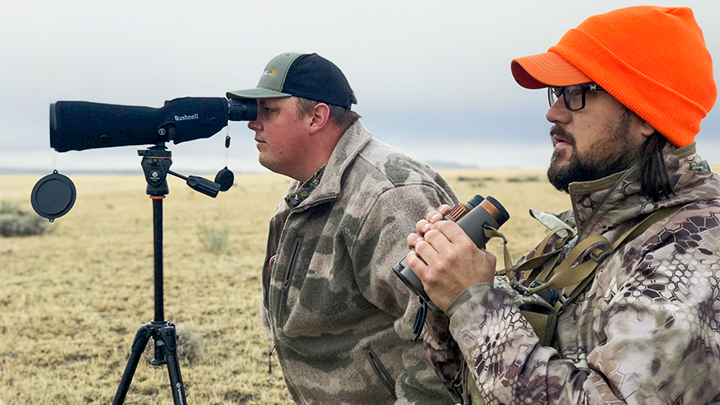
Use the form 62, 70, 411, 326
548, 83, 605, 111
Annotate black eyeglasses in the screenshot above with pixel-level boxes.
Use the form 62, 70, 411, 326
548, 84, 605, 111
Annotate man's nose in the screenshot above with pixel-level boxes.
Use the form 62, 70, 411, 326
546, 96, 571, 124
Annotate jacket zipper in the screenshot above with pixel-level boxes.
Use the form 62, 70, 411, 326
277, 238, 302, 323
574, 169, 633, 239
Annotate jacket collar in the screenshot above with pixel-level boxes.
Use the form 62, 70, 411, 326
567, 143, 720, 238
284, 120, 372, 211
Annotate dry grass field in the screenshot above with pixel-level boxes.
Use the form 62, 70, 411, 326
0, 168, 573, 404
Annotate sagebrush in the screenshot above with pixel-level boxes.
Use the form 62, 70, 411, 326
0, 201, 54, 237
198, 226, 230, 253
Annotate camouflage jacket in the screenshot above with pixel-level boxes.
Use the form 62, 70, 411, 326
261, 121, 458, 404
426, 143, 720, 404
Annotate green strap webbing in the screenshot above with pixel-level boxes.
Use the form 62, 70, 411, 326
533, 253, 561, 287
510, 228, 574, 274
529, 206, 680, 297
610, 207, 678, 250
528, 234, 609, 294
483, 227, 514, 282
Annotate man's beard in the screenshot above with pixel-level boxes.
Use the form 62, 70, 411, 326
547, 109, 637, 192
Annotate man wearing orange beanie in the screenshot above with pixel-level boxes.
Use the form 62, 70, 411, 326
405, 6, 720, 404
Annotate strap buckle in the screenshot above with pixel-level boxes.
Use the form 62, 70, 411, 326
511, 281, 533, 295
588, 241, 612, 262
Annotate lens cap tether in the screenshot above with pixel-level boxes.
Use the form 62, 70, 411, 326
214, 133, 234, 192
31, 170, 77, 221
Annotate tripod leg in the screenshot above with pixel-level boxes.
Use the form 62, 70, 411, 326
157, 323, 187, 405
113, 324, 154, 405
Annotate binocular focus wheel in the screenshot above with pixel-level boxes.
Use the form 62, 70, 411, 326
31, 171, 76, 221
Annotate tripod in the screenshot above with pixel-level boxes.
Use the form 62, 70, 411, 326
112, 145, 221, 405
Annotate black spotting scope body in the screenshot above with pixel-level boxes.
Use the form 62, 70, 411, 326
392, 194, 510, 312
50, 97, 257, 152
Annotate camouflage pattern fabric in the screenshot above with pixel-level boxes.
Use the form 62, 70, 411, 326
286, 163, 326, 208
425, 143, 720, 404
261, 120, 458, 404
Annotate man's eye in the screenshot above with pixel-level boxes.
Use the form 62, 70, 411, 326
566, 87, 582, 97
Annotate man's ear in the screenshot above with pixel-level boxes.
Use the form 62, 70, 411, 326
639, 117, 656, 138
309, 103, 331, 134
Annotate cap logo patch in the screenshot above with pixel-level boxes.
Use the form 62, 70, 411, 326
263, 68, 277, 77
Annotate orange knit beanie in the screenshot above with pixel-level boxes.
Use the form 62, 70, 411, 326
512, 6, 716, 147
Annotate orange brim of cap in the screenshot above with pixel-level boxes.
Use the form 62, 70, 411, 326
511, 52, 592, 89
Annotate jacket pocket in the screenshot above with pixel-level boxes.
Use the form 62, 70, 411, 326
365, 345, 397, 398
277, 237, 303, 323
518, 300, 558, 346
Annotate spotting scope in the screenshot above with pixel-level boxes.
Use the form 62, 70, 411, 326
50, 97, 257, 152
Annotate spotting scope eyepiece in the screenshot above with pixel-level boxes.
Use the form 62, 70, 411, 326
50, 97, 257, 152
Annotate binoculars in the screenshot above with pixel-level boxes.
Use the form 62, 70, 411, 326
392, 194, 509, 312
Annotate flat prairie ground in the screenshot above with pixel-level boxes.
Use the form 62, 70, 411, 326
2, 168, 573, 404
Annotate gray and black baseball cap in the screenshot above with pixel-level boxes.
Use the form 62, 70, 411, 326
227, 53, 357, 109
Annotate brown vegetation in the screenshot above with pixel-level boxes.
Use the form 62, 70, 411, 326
0, 169, 572, 404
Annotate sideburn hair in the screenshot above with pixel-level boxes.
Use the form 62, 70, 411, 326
639, 131, 672, 202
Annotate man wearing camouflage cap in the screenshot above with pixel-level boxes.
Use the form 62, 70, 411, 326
406, 6, 720, 404
228, 53, 457, 404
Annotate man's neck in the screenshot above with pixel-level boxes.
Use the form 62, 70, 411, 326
294, 124, 344, 182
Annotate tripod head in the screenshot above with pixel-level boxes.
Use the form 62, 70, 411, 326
139, 144, 223, 198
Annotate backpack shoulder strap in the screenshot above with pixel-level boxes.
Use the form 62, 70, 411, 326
530, 206, 681, 300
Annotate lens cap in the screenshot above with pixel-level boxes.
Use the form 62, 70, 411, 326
214, 167, 234, 192
31, 170, 76, 221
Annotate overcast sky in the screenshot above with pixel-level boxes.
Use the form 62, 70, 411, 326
1, 0, 718, 175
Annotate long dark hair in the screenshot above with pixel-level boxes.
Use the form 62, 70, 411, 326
639, 131, 673, 202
